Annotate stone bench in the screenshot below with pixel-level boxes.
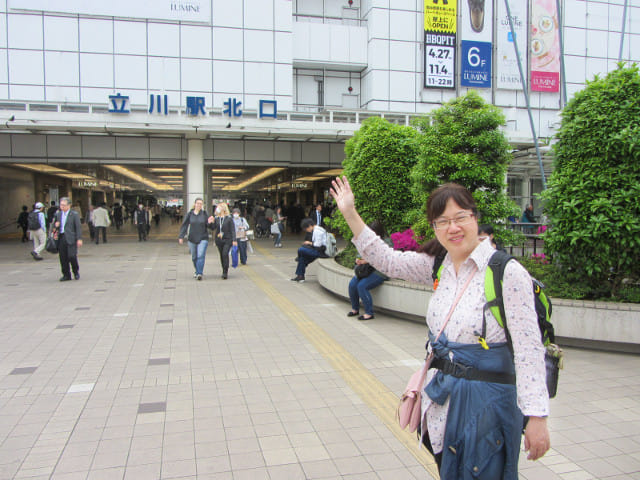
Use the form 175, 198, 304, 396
317, 258, 640, 354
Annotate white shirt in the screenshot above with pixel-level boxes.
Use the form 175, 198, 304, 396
353, 227, 549, 453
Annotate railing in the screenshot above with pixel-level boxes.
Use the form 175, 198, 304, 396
505, 223, 546, 256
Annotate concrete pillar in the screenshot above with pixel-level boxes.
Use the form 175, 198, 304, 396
186, 139, 205, 209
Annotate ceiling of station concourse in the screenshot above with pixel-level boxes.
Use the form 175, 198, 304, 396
6, 160, 345, 197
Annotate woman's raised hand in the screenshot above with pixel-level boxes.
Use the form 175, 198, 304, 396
330, 176, 356, 214
329, 176, 366, 238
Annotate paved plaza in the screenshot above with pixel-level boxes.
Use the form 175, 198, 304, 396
1, 222, 639, 480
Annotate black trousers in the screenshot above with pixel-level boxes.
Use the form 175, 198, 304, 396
58, 234, 79, 278
216, 240, 231, 273
95, 226, 107, 244
137, 223, 147, 240
88, 222, 95, 240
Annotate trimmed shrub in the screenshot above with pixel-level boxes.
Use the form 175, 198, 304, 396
406, 91, 520, 245
327, 117, 421, 241
540, 64, 640, 299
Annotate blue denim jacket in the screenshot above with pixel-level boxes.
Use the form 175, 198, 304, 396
425, 333, 523, 479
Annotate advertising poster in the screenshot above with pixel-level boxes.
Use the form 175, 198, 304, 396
424, 0, 457, 89
460, 0, 493, 88
530, 0, 560, 92
9, 0, 211, 24
496, 0, 527, 90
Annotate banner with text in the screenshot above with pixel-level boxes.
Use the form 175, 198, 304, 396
424, 0, 457, 89
496, 0, 528, 90
530, 0, 560, 92
9, 0, 211, 24
460, 0, 493, 88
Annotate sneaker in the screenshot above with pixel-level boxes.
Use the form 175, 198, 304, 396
290, 275, 305, 283
196, 274, 202, 281
194, 273, 198, 278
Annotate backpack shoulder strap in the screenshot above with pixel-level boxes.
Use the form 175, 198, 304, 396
485, 249, 514, 328
431, 253, 447, 287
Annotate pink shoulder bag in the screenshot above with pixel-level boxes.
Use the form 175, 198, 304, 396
397, 267, 477, 432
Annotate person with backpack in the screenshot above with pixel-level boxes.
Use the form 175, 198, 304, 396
290, 218, 328, 283
28, 202, 46, 260
17, 205, 29, 242
330, 178, 550, 479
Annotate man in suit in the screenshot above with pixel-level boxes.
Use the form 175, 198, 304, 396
311, 203, 324, 227
54, 197, 83, 281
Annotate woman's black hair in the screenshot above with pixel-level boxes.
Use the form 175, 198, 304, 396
418, 183, 479, 258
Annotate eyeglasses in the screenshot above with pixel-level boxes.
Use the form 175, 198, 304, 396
433, 213, 475, 230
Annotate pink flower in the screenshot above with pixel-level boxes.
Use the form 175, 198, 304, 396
391, 228, 421, 252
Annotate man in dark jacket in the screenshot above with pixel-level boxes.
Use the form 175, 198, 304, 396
17, 205, 29, 242
53, 197, 83, 281
134, 203, 148, 241
47, 201, 58, 230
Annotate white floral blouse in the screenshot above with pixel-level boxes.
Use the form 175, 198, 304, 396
352, 227, 549, 454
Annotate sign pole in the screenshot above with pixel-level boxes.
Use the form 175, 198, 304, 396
504, 0, 547, 189
619, 0, 629, 62
555, 0, 568, 107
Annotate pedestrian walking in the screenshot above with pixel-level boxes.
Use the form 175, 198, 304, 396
17, 205, 29, 242
133, 203, 148, 241
93, 202, 111, 244
85, 205, 95, 241
53, 197, 83, 281
232, 208, 250, 265
178, 198, 213, 280
330, 177, 550, 477
212, 202, 236, 279
46, 201, 57, 231
28, 202, 46, 260
272, 206, 286, 248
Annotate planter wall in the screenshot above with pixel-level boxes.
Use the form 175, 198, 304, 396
317, 258, 640, 354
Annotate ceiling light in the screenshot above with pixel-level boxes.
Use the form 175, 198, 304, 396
104, 165, 172, 190
211, 169, 244, 173
149, 168, 183, 172
295, 176, 324, 182
157, 175, 183, 179
222, 167, 286, 191
315, 168, 344, 177
211, 176, 235, 179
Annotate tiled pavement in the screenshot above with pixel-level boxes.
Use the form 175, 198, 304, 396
1, 223, 639, 479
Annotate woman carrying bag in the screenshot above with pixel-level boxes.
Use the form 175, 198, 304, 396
272, 206, 286, 248
178, 198, 214, 281
212, 202, 236, 279
330, 177, 549, 479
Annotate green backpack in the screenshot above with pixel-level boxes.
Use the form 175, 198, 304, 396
432, 249, 561, 397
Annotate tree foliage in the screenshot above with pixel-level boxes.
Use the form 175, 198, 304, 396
540, 64, 640, 298
406, 91, 520, 243
327, 117, 420, 241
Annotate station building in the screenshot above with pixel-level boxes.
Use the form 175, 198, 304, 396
0, 0, 638, 231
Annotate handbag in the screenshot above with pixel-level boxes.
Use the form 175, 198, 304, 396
45, 236, 58, 254
354, 263, 375, 279
397, 266, 478, 432
270, 223, 280, 235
